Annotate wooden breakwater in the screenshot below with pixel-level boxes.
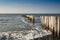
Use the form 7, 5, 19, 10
24, 15, 60, 38
40, 16, 60, 37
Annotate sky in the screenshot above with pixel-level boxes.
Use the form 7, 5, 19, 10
0, 0, 60, 13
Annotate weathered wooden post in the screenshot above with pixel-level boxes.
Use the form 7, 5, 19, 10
56, 16, 58, 37
57, 16, 60, 38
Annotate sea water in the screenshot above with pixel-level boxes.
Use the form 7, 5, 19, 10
0, 14, 51, 40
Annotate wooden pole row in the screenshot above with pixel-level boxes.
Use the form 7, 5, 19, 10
40, 16, 60, 38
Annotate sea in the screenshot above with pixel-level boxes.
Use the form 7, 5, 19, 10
0, 14, 28, 32
0, 14, 57, 40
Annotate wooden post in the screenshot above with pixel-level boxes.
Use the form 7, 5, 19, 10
57, 16, 60, 38
56, 16, 58, 36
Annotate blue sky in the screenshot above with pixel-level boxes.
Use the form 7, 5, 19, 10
0, 0, 60, 13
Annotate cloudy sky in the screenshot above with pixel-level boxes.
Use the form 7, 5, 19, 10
0, 0, 60, 13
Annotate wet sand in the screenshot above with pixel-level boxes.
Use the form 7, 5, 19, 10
33, 34, 60, 40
